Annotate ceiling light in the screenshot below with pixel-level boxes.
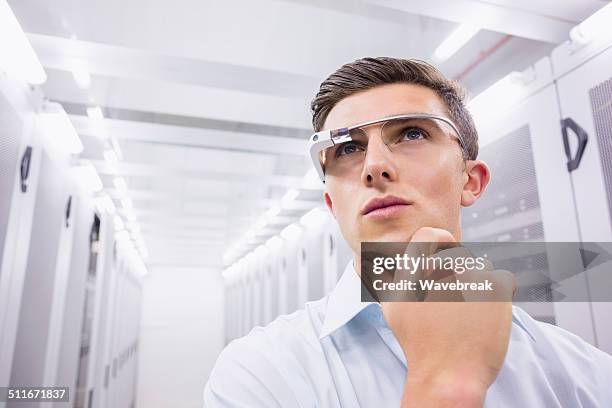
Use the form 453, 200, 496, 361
113, 177, 128, 193
103, 148, 118, 164
124, 211, 137, 222
570, 3, 612, 45
87, 106, 104, 120
71, 66, 91, 89
72, 162, 103, 192
265, 205, 281, 220
0, 0, 47, 84
121, 197, 134, 210
281, 188, 299, 205
39, 102, 83, 154
433, 24, 480, 63
103, 149, 119, 174
301, 168, 321, 189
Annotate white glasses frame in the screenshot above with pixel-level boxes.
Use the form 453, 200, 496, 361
307, 113, 467, 182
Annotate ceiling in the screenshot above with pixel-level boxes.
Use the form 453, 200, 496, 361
9, 0, 608, 270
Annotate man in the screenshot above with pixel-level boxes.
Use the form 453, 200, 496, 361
204, 58, 612, 407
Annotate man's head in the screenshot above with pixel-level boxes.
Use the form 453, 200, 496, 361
310, 57, 490, 254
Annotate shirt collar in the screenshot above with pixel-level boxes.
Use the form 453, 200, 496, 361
319, 261, 375, 339
318, 260, 537, 343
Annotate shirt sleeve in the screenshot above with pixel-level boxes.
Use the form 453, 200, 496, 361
203, 335, 302, 408
591, 344, 612, 406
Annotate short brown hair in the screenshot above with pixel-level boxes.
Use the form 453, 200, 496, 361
310, 57, 478, 160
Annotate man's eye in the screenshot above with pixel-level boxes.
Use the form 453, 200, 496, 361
336, 142, 363, 156
400, 128, 427, 141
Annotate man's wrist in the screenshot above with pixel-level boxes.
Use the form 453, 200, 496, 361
402, 372, 487, 408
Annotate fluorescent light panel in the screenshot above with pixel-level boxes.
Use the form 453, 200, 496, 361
87, 106, 104, 120
71, 66, 91, 89
433, 24, 480, 63
113, 177, 128, 193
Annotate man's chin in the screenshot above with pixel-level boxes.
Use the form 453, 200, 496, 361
360, 228, 416, 243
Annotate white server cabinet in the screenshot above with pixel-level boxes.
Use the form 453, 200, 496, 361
55, 197, 97, 404
0, 76, 44, 396
258, 251, 274, 319
105, 253, 142, 408
463, 57, 596, 344
276, 244, 289, 316
300, 209, 331, 302
322, 226, 339, 296
296, 238, 309, 308
244, 256, 255, 334
237, 260, 248, 338
553, 40, 612, 242
8, 147, 77, 408
72, 215, 102, 408
228, 266, 239, 341
224, 275, 233, 344
279, 227, 302, 314
321, 221, 352, 295
82, 214, 114, 408
552, 38, 612, 353
253, 254, 264, 327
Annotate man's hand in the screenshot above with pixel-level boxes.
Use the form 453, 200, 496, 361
380, 227, 515, 408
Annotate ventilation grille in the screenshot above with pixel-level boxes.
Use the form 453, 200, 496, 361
462, 124, 544, 242
461, 125, 552, 309
589, 77, 612, 229
0, 93, 23, 277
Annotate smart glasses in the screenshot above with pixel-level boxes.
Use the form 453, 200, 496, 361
307, 113, 466, 182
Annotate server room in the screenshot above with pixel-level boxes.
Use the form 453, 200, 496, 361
1, 0, 612, 407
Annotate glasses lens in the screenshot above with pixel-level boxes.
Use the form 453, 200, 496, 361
381, 117, 456, 148
320, 127, 367, 170
320, 116, 461, 178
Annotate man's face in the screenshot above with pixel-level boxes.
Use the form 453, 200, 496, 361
322, 83, 488, 254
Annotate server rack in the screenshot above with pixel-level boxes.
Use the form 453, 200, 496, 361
552, 36, 612, 354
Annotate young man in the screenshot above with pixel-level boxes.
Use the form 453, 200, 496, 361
204, 58, 612, 407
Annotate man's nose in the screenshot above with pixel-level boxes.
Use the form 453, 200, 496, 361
360, 133, 398, 186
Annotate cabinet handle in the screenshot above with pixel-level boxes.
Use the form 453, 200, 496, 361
561, 117, 588, 172
65, 195, 72, 228
19, 146, 33, 193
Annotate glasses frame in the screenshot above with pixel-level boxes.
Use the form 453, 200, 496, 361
307, 113, 467, 182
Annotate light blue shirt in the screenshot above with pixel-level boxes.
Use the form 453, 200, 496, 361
204, 262, 612, 407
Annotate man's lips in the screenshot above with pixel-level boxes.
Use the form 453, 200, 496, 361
361, 195, 412, 216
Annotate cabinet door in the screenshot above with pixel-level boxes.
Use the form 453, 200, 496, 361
9, 152, 72, 394
555, 44, 612, 353
556, 47, 612, 242
463, 82, 595, 345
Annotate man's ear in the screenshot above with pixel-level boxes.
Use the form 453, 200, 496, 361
461, 160, 490, 207
324, 191, 336, 218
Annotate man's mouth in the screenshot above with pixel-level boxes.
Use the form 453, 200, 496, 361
361, 195, 412, 218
